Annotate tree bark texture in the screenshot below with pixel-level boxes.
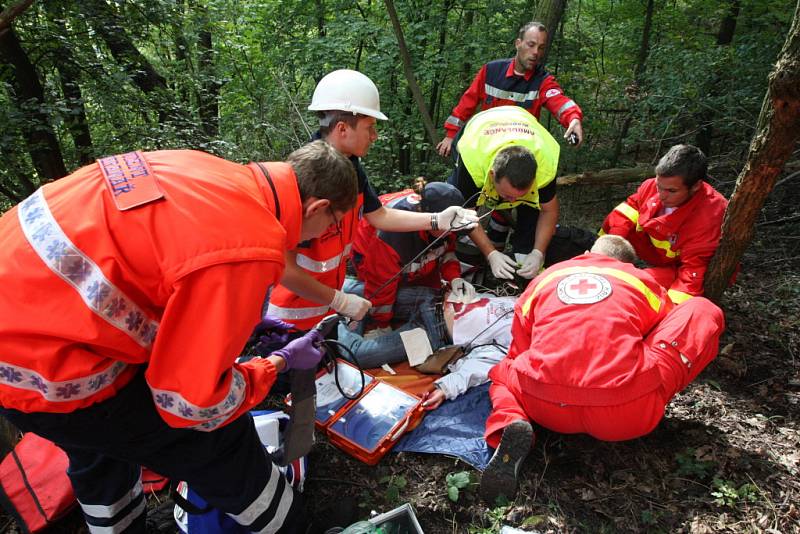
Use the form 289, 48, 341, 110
0, 26, 67, 184
534, 0, 567, 66
383, 0, 438, 145
704, 0, 800, 300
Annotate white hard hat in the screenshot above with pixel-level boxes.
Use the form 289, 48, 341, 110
308, 69, 388, 121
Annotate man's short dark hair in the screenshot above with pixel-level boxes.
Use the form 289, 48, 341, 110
518, 21, 547, 40
317, 111, 361, 137
287, 140, 357, 213
655, 144, 708, 187
492, 146, 537, 190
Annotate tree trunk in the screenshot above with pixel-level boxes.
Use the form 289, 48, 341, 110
0, 0, 34, 36
0, 25, 67, 182
197, 5, 220, 139
695, 0, 740, 155
556, 165, 654, 187
46, 2, 94, 165
704, 0, 800, 300
81, 0, 167, 94
611, 0, 654, 166
383, 0, 438, 145
534, 0, 567, 66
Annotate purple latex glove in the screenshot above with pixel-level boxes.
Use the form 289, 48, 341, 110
252, 315, 293, 348
272, 330, 324, 372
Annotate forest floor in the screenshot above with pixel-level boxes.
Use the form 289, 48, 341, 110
2, 184, 799, 534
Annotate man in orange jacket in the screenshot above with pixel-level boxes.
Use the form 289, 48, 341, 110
480, 235, 725, 503
267, 70, 478, 333
600, 144, 729, 304
0, 141, 356, 533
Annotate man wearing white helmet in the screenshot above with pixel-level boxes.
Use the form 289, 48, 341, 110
267, 69, 479, 333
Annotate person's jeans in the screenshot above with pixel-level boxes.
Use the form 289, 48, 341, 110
336, 279, 449, 369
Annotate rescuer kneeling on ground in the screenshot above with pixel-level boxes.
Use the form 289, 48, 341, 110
480, 235, 725, 504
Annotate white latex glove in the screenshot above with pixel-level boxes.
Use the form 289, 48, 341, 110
364, 326, 393, 340
330, 290, 372, 320
516, 249, 544, 279
447, 278, 477, 304
487, 250, 517, 280
435, 206, 479, 232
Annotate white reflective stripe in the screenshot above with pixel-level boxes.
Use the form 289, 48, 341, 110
231, 463, 293, 532
406, 244, 447, 273
18, 189, 159, 349
488, 219, 509, 232
372, 304, 393, 314
85, 499, 146, 534
442, 252, 457, 262
295, 244, 352, 273
0, 360, 128, 402
149, 368, 247, 431
79, 480, 143, 518
457, 234, 473, 245
484, 84, 538, 103
555, 100, 576, 120
445, 115, 464, 127
267, 302, 331, 320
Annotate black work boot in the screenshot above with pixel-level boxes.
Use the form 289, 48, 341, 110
480, 420, 534, 504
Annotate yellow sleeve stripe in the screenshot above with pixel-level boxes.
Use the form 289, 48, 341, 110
667, 289, 693, 304
648, 236, 679, 258
521, 265, 663, 315
613, 202, 640, 224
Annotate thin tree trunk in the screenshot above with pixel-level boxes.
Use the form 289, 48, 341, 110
0, 25, 66, 182
704, 0, 800, 300
534, 0, 567, 66
80, 0, 167, 95
695, 0, 740, 155
197, 5, 219, 139
47, 2, 94, 165
611, 0, 654, 166
383, 0, 438, 145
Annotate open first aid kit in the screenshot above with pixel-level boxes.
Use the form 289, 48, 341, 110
314, 359, 425, 465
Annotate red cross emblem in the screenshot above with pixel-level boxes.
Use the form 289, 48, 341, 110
569, 278, 598, 295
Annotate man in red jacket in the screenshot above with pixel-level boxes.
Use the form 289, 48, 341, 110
0, 141, 355, 533
600, 144, 728, 304
480, 235, 725, 503
437, 21, 584, 157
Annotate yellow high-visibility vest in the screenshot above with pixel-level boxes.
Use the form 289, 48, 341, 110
457, 106, 560, 210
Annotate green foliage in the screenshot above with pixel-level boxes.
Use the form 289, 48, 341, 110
444, 470, 477, 502
711, 477, 760, 507
379, 474, 406, 503
0, 0, 796, 204
675, 447, 716, 479
468, 505, 509, 534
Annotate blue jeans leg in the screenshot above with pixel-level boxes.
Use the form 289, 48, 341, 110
335, 286, 449, 369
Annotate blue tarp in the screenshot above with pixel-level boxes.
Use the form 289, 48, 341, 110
394, 383, 492, 471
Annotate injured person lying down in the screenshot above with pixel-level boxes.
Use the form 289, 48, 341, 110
334, 285, 515, 409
